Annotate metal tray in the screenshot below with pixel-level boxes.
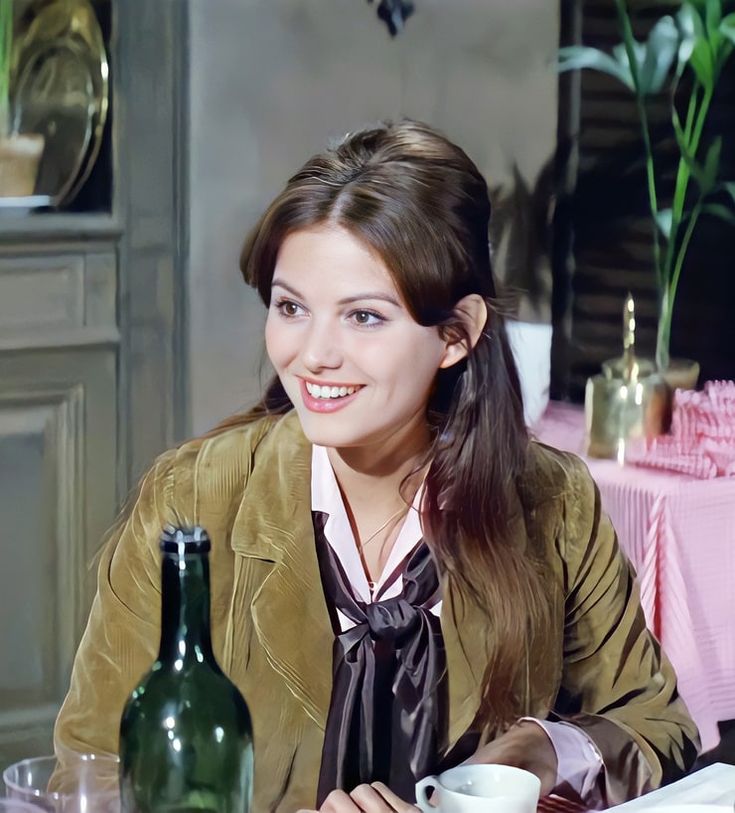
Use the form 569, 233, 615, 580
12, 0, 109, 206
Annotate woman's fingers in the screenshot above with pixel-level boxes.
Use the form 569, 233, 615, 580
317, 784, 420, 813
320, 789, 364, 813
370, 782, 421, 812
349, 783, 396, 813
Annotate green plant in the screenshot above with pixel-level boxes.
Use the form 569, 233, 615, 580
0, 0, 11, 137
559, 0, 735, 371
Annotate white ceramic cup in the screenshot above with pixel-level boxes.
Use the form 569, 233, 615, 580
415, 764, 541, 813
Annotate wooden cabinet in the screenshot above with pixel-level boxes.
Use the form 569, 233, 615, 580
0, 0, 186, 767
0, 236, 120, 761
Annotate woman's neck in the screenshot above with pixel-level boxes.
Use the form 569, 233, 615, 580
325, 418, 432, 520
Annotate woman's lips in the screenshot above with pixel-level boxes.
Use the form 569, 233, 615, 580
299, 379, 362, 413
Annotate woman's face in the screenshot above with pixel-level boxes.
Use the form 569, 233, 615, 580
265, 225, 449, 451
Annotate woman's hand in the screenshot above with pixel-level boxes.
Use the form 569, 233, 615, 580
297, 720, 556, 812
298, 782, 420, 813
463, 720, 558, 797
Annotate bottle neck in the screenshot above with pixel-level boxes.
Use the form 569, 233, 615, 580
158, 551, 215, 666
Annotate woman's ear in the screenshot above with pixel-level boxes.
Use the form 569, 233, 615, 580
439, 294, 488, 369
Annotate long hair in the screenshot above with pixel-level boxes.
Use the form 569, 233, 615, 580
216, 119, 550, 727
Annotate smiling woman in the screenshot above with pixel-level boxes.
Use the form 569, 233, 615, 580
54, 120, 698, 813
266, 226, 464, 447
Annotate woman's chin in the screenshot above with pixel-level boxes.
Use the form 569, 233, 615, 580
294, 410, 375, 449
298, 427, 366, 449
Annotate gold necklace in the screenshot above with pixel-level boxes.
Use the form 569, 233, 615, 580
358, 505, 409, 550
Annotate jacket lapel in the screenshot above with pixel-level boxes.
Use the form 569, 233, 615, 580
440, 484, 545, 751
225, 414, 558, 753
441, 579, 490, 749
229, 413, 334, 730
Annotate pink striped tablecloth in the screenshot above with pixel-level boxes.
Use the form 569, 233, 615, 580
535, 401, 735, 752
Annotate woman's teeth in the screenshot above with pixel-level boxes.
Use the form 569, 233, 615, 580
305, 382, 359, 399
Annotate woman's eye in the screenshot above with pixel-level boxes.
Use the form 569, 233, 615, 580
275, 299, 303, 317
349, 310, 385, 327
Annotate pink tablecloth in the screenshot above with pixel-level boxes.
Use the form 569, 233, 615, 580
535, 401, 735, 752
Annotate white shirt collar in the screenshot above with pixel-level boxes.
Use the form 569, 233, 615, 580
310, 444, 425, 600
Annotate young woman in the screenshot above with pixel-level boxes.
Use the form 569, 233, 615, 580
54, 119, 698, 812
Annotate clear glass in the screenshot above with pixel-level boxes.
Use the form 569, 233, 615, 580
2, 754, 120, 812
0, 801, 47, 812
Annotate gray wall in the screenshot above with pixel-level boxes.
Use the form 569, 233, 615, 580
187, 0, 559, 435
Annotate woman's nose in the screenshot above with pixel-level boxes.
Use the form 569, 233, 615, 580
302, 322, 342, 371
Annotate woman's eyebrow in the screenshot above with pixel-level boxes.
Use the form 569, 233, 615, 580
271, 279, 303, 298
337, 293, 401, 307
271, 278, 401, 307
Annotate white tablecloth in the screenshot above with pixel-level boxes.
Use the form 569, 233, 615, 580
609, 762, 735, 809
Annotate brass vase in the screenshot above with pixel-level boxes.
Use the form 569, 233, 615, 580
585, 294, 670, 461
660, 358, 700, 391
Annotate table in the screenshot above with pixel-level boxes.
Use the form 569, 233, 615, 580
609, 762, 735, 809
535, 402, 735, 752
538, 763, 735, 811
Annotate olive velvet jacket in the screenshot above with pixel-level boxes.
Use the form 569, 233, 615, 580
54, 411, 699, 811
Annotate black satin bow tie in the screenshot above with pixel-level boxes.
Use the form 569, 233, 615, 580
313, 511, 447, 804
364, 596, 422, 641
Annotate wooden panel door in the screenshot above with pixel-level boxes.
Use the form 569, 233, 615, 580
0, 352, 117, 763
0, 248, 118, 766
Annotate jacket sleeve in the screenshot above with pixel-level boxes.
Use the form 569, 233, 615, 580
554, 456, 700, 806
53, 449, 178, 762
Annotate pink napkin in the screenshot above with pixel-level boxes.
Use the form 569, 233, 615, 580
628, 381, 735, 479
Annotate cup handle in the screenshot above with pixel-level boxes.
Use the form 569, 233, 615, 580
415, 776, 439, 812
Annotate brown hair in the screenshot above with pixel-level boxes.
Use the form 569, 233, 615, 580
217, 119, 549, 727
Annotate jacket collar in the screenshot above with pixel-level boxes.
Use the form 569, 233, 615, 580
229, 413, 334, 729
228, 412, 520, 749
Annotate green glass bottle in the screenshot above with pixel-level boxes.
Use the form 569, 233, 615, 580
119, 526, 253, 813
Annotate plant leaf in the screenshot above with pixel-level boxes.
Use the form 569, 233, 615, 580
705, 0, 721, 37
671, 104, 689, 153
688, 37, 715, 89
708, 30, 726, 73
611, 41, 648, 94
702, 203, 735, 224
640, 16, 680, 93
677, 3, 697, 37
702, 136, 722, 193
656, 208, 674, 238
721, 13, 735, 45
713, 39, 734, 77
558, 45, 634, 89
677, 5, 698, 66
671, 105, 707, 188
612, 40, 648, 76
674, 131, 708, 189
723, 182, 735, 204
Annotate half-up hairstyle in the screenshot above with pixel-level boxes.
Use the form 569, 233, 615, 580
224, 119, 550, 728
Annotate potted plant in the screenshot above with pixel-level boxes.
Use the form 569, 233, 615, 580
559, 0, 735, 385
0, 0, 43, 199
